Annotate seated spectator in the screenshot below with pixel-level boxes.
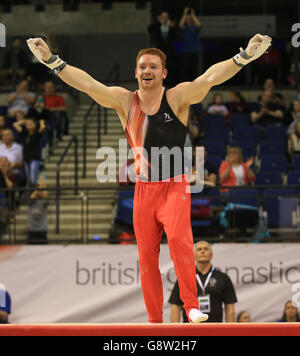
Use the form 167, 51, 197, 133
27, 177, 49, 245
250, 90, 284, 130
27, 96, 52, 144
43, 81, 67, 140
0, 156, 17, 189
277, 300, 300, 322
288, 121, 300, 157
11, 109, 26, 142
14, 118, 45, 186
0, 129, 25, 187
0, 116, 9, 144
1, 36, 30, 87
237, 311, 251, 323
227, 90, 248, 114
7, 80, 35, 118
207, 93, 229, 116
0, 288, 11, 324
286, 100, 300, 132
27, 95, 51, 123
0, 156, 17, 216
262, 78, 285, 110
219, 146, 255, 192
190, 146, 217, 189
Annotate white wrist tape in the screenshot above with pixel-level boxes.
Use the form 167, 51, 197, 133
233, 36, 271, 67
27, 38, 66, 73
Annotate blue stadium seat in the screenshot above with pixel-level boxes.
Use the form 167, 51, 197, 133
191, 103, 203, 117
260, 155, 288, 173
259, 140, 285, 157
203, 126, 230, 144
255, 172, 282, 185
115, 190, 134, 225
203, 114, 226, 128
292, 156, 300, 171
287, 172, 300, 195
203, 140, 226, 157
233, 126, 259, 143
205, 188, 223, 207
264, 126, 287, 141
263, 189, 298, 227
230, 113, 251, 128
230, 189, 259, 207
207, 156, 222, 170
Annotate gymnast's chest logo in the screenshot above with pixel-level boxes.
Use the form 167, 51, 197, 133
163, 113, 174, 122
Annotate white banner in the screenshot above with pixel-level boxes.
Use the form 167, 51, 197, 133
0, 244, 300, 323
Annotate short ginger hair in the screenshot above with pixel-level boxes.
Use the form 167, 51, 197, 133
136, 48, 167, 68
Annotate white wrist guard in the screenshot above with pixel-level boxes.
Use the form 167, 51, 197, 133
233, 36, 271, 67
27, 39, 66, 74
43, 55, 67, 75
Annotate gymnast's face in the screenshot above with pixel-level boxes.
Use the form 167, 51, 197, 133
135, 54, 167, 90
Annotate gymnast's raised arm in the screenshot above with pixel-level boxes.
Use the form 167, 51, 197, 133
26, 37, 129, 111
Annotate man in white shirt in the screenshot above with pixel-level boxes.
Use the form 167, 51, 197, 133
7, 80, 35, 117
0, 129, 24, 186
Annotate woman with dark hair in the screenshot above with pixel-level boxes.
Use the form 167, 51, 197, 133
228, 90, 248, 113
207, 93, 229, 116
277, 300, 300, 322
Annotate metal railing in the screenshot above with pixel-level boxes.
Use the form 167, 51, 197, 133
0, 184, 300, 245
56, 135, 78, 233
82, 63, 120, 178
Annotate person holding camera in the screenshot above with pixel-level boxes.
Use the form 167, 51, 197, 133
179, 7, 201, 81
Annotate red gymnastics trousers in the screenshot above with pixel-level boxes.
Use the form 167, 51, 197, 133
133, 174, 199, 323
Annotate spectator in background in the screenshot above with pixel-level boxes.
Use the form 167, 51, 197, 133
237, 310, 252, 323
14, 118, 45, 186
0, 129, 25, 187
0, 156, 17, 228
27, 96, 52, 146
250, 90, 284, 130
0, 156, 17, 189
7, 80, 35, 118
286, 100, 300, 133
277, 300, 300, 322
0, 116, 9, 144
147, 11, 178, 86
27, 177, 49, 244
1, 36, 30, 87
219, 146, 255, 192
190, 146, 217, 188
0, 288, 11, 324
227, 90, 248, 114
43, 81, 67, 140
207, 93, 229, 116
288, 121, 300, 158
169, 240, 237, 323
262, 78, 285, 110
11, 110, 26, 142
179, 7, 201, 82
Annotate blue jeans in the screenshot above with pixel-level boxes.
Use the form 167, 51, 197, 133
25, 160, 40, 186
